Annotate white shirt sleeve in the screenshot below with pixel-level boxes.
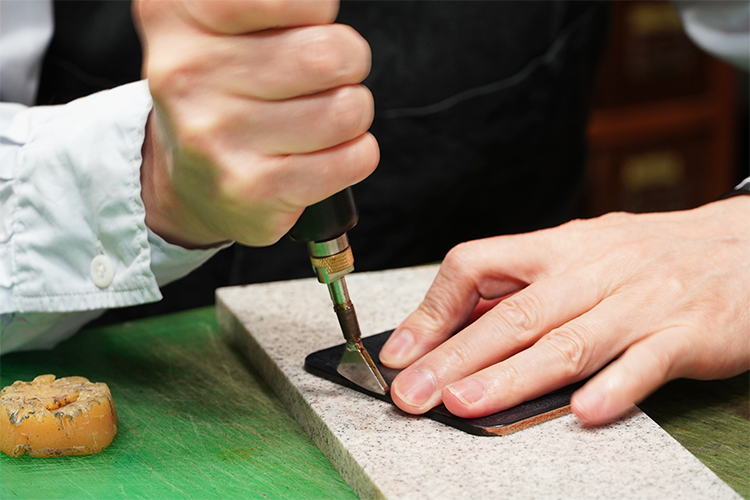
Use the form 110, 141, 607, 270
0, 81, 228, 353
674, 1, 750, 71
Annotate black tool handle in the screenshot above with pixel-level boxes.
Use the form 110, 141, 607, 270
288, 188, 358, 243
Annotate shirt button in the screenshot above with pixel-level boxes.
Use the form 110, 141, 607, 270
90, 254, 114, 288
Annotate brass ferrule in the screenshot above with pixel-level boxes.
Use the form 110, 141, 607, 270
307, 234, 354, 284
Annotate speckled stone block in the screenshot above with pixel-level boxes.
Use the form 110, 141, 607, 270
216, 265, 740, 500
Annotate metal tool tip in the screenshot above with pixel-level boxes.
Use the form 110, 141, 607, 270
337, 341, 389, 395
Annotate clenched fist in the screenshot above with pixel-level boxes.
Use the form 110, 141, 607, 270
134, 0, 379, 248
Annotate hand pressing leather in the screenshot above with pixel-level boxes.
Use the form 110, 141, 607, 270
380, 196, 750, 425
134, 0, 378, 248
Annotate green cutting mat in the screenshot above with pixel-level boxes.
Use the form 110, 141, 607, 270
0, 307, 356, 500
640, 374, 749, 499
1, 306, 747, 499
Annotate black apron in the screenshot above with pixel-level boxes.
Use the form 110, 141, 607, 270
37, 0, 608, 321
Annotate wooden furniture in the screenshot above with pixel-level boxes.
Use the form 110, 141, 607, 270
586, 1, 738, 215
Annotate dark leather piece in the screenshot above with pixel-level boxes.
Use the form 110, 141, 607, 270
718, 183, 750, 200
305, 330, 585, 436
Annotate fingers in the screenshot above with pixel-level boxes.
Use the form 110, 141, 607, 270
388, 270, 607, 414
235, 25, 372, 99
140, 3, 374, 157
571, 326, 693, 425
172, 132, 380, 246
172, 84, 373, 157
138, 0, 339, 35
434, 294, 642, 418
146, 25, 372, 101
181, 0, 339, 34
135, 0, 377, 247
380, 234, 567, 369
242, 85, 375, 154
260, 132, 380, 209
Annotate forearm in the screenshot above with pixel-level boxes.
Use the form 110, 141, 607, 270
0, 82, 225, 353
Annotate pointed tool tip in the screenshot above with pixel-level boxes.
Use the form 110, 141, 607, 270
337, 342, 389, 395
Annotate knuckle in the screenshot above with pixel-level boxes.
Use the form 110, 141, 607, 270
232, 156, 286, 204
332, 24, 371, 81
540, 327, 591, 377
496, 292, 541, 334
299, 24, 370, 85
213, 162, 248, 200
331, 86, 373, 137
290, 24, 371, 88
559, 217, 586, 231
443, 242, 478, 272
659, 274, 690, 302
172, 114, 218, 153
302, 29, 342, 81
599, 211, 632, 225
416, 293, 458, 337
342, 133, 379, 183
134, 0, 159, 24
555, 217, 589, 239
434, 342, 474, 378
147, 55, 199, 98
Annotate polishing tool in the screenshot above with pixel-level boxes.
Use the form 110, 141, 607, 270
289, 189, 389, 395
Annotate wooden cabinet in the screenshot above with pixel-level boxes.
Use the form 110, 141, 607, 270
585, 1, 738, 216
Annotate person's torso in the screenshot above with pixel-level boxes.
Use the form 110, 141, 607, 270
39, 0, 607, 318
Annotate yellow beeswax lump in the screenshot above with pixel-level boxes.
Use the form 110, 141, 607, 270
0, 374, 118, 457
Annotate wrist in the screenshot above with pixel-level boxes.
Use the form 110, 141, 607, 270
140, 112, 231, 250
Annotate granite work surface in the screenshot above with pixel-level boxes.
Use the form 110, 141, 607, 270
216, 265, 740, 500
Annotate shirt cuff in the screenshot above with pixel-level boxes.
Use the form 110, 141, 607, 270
1, 81, 159, 313
148, 228, 232, 287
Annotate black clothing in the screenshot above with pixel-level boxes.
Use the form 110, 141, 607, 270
38, 1, 608, 322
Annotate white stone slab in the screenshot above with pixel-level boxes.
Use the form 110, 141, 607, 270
216, 265, 740, 500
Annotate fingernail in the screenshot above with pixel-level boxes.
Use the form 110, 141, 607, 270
381, 328, 414, 362
447, 379, 486, 405
395, 369, 436, 407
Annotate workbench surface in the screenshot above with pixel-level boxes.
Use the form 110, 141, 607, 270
1, 306, 747, 499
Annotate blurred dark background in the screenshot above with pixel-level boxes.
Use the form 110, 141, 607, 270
582, 1, 748, 216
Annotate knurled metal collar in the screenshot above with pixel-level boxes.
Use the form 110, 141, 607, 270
310, 246, 354, 278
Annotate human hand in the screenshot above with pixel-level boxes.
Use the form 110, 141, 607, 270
133, 0, 378, 248
380, 196, 750, 425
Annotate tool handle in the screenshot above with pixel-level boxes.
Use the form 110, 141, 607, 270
288, 188, 358, 243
